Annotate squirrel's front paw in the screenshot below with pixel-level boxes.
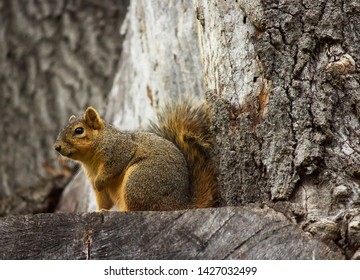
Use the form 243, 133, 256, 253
96, 209, 112, 212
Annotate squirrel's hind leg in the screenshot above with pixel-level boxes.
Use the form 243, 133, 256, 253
123, 160, 191, 211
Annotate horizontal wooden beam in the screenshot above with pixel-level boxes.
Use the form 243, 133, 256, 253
0, 206, 343, 260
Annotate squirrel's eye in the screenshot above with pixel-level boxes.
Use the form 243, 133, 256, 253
74, 127, 84, 135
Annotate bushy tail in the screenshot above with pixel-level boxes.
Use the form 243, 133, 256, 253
150, 99, 217, 208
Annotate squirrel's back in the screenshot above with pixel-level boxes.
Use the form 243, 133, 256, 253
150, 99, 217, 208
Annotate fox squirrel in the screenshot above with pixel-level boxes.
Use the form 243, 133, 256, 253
54, 100, 217, 211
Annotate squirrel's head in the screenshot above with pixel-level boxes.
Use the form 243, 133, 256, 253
54, 107, 105, 161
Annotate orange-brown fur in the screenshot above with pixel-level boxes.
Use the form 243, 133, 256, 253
54, 101, 217, 211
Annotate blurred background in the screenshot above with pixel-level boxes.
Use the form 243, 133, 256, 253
0, 0, 129, 216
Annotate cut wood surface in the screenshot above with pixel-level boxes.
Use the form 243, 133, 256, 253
0, 206, 343, 260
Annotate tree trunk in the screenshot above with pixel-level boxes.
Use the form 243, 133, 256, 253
0, 0, 129, 215
193, 0, 360, 258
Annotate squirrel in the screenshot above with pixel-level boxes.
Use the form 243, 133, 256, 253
53, 100, 217, 211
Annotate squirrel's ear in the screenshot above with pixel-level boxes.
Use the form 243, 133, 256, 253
68, 115, 76, 122
84, 107, 104, 130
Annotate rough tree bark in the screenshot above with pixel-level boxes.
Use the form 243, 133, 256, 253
193, 0, 360, 258
0, 0, 129, 215
1, 0, 359, 260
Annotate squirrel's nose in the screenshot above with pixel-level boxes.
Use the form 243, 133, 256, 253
54, 143, 61, 152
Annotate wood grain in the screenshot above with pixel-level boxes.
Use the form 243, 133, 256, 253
0, 206, 344, 260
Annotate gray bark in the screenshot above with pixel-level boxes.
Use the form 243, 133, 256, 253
194, 0, 360, 258
0, 206, 344, 260
0, 0, 129, 215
